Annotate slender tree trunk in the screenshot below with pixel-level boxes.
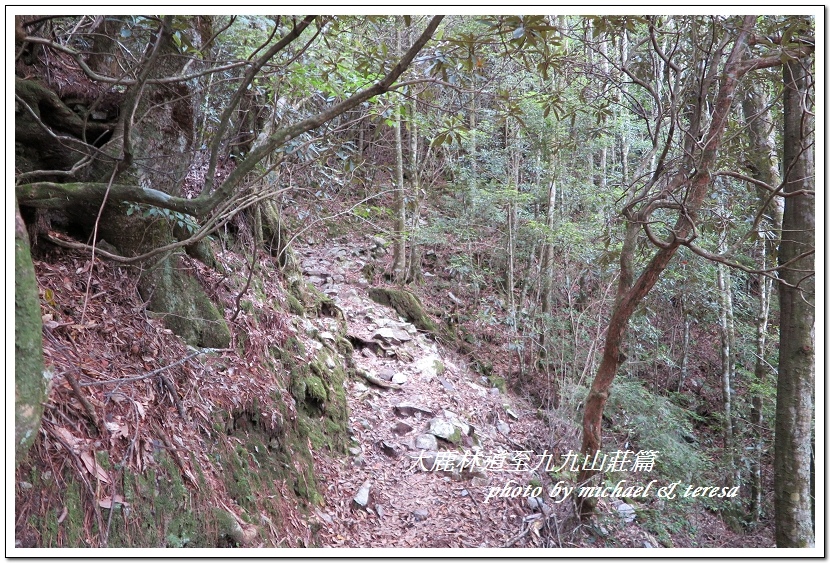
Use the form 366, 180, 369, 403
742, 81, 783, 523
678, 296, 691, 393
774, 55, 815, 548
390, 20, 407, 282
540, 178, 557, 315
619, 30, 630, 185
469, 72, 478, 194
406, 101, 422, 283
716, 245, 736, 484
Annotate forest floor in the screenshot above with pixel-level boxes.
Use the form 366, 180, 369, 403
17, 221, 776, 550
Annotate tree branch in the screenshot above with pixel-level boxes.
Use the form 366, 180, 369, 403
198, 15, 444, 216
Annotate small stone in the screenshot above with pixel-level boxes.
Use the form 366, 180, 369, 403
497, 421, 510, 435
378, 368, 396, 382
412, 508, 429, 522
391, 372, 407, 385
376, 505, 385, 519
393, 403, 434, 418
18, 481, 32, 490
503, 404, 519, 420
392, 421, 413, 435
437, 375, 455, 392
379, 441, 398, 457
616, 502, 636, 523
466, 381, 487, 395
490, 387, 500, 396
413, 453, 437, 470
314, 509, 334, 525
428, 419, 459, 442
362, 348, 376, 358
353, 480, 372, 509
349, 446, 362, 456
643, 541, 655, 548
414, 433, 438, 451
527, 496, 541, 511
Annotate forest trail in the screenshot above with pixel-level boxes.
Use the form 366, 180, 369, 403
294, 236, 658, 548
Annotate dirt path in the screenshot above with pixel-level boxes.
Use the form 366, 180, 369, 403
294, 236, 578, 548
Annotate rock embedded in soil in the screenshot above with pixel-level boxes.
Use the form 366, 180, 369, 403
414, 433, 438, 451
428, 418, 462, 444
353, 480, 372, 510
616, 502, 636, 523
412, 508, 429, 522
393, 403, 434, 418
379, 440, 399, 458
415, 355, 445, 379
392, 421, 413, 435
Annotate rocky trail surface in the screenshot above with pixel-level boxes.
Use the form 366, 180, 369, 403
293, 236, 661, 549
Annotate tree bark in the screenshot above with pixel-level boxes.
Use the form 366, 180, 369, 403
774, 54, 815, 548
741, 80, 782, 523
391, 19, 407, 283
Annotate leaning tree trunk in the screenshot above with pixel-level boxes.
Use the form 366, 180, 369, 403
578, 18, 755, 517
774, 55, 815, 548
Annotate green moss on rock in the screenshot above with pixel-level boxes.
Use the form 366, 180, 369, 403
140, 253, 230, 348
367, 287, 438, 333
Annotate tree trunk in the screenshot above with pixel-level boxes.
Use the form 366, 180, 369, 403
578, 18, 755, 516
774, 55, 815, 548
390, 20, 407, 283
15, 200, 47, 464
405, 107, 423, 284
716, 253, 735, 484
742, 81, 782, 523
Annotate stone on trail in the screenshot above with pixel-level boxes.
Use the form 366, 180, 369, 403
412, 508, 429, 522
503, 404, 520, 420
437, 375, 455, 392
616, 502, 636, 523
372, 327, 413, 343
428, 418, 461, 443
391, 372, 407, 385
392, 421, 413, 435
353, 480, 372, 510
393, 403, 434, 418
414, 433, 438, 451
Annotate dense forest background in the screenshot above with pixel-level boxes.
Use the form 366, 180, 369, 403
13, 13, 818, 550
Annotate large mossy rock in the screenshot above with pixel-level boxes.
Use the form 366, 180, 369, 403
368, 287, 438, 333
138, 251, 231, 348
15, 203, 47, 465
